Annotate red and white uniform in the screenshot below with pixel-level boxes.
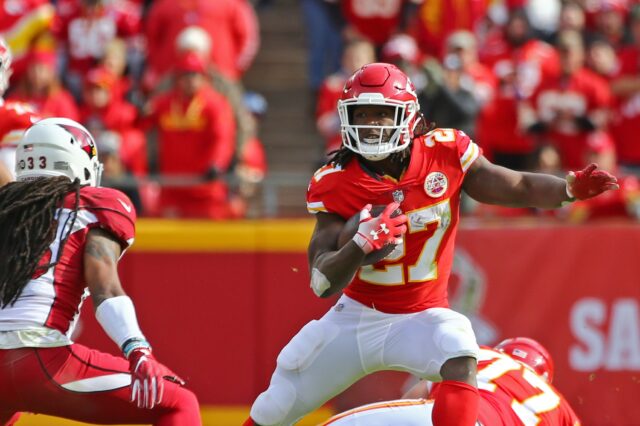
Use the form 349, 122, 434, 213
0, 186, 200, 425
249, 131, 481, 425
0, 186, 135, 345
323, 348, 581, 426
434, 347, 581, 426
307, 128, 481, 313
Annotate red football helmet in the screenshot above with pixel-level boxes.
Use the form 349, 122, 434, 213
338, 62, 420, 161
495, 337, 555, 383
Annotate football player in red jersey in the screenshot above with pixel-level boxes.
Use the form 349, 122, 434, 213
0, 118, 201, 425
244, 63, 617, 426
322, 337, 581, 426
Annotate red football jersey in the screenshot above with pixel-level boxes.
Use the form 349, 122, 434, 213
342, 0, 412, 46
0, 186, 136, 339
430, 347, 582, 426
306, 129, 481, 313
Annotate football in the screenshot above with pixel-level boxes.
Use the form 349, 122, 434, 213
337, 205, 403, 265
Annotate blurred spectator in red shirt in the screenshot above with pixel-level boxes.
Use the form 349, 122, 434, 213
340, 0, 420, 48
412, 0, 487, 58
80, 66, 146, 177
7, 49, 79, 120
52, 0, 142, 99
0, 0, 54, 84
417, 31, 495, 139
315, 38, 375, 156
528, 30, 614, 170
144, 0, 259, 84
145, 52, 237, 219
480, 8, 560, 99
174, 25, 255, 163
610, 5, 640, 174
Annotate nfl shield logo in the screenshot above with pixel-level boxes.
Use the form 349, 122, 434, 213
392, 190, 404, 203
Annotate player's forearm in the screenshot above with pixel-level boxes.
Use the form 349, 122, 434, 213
311, 243, 366, 297
513, 172, 572, 208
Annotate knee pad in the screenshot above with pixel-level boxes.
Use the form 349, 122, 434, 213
277, 319, 337, 372
433, 312, 479, 360
250, 380, 296, 426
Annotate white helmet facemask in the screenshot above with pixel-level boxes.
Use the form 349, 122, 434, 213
338, 93, 418, 161
16, 117, 103, 187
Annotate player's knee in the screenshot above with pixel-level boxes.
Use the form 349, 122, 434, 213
277, 320, 337, 372
440, 356, 477, 384
250, 380, 297, 426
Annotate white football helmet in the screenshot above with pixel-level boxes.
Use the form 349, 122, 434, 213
0, 37, 12, 96
16, 118, 103, 186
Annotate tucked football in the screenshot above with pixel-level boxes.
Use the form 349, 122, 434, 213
337, 205, 403, 265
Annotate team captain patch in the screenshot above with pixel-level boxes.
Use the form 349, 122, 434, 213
424, 172, 448, 198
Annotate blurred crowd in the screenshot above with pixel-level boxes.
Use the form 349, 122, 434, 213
309, 0, 640, 222
2, 0, 640, 221
0, 0, 267, 219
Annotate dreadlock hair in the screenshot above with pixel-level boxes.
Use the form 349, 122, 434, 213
326, 112, 435, 167
0, 176, 82, 308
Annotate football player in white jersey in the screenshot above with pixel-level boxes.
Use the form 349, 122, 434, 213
0, 118, 201, 425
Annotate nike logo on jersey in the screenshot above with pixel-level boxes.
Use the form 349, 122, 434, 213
118, 199, 132, 213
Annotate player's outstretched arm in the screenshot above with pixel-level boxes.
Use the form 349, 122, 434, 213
463, 156, 618, 209
84, 229, 185, 409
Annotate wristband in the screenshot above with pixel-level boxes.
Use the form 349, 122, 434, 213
564, 182, 576, 205
352, 233, 372, 253
95, 296, 146, 349
122, 338, 152, 359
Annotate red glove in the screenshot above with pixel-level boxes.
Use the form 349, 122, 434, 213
566, 163, 619, 201
128, 348, 185, 409
352, 202, 408, 254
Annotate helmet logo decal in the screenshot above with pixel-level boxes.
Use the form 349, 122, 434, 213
424, 172, 448, 198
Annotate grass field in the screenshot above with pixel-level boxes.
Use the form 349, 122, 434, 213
15, 406, 335, 425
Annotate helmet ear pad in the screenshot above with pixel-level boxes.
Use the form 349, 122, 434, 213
15, 117, 103, 187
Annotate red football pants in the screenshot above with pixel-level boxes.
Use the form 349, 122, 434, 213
0, 344, 201, 426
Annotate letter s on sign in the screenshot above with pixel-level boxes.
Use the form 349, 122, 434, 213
570, 298, 606, 371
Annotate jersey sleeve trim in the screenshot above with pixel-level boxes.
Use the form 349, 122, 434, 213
460, 141, 480, 172
307, 201, 327, 214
